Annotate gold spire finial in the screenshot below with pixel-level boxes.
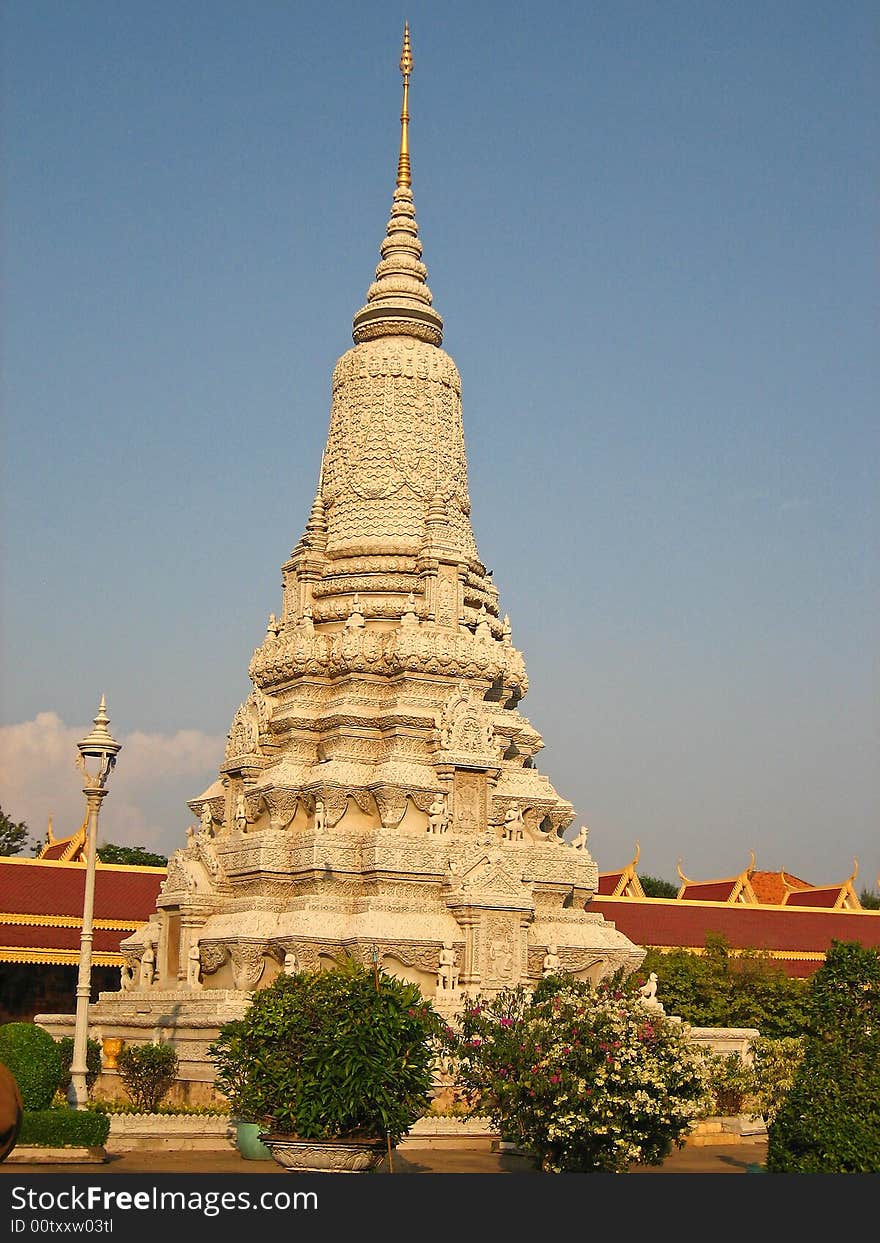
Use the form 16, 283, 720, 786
397, 23, 413, 190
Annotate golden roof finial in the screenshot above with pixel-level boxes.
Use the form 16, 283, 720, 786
397, 23, 413, 190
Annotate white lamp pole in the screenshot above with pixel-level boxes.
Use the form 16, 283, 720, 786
68, 696, 121, 1110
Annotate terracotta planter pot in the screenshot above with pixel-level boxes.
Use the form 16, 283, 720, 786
262, 1135, 388, 1173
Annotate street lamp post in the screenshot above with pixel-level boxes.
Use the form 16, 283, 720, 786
68, 696, 121, 1110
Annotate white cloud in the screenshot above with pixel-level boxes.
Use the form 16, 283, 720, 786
0, 712, 224, 854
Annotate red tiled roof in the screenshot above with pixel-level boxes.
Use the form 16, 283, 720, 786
597, 872, 625, 896
589, 895, 880, 976
40, 841, 75, 861
0, 858, 164, 921
750, 870, 812, 905
0, 858, 163, 966
0, 924, 127, 954
784, 887, 845, 909
678, 880, 739, 901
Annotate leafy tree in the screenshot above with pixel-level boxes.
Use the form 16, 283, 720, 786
767, 941, 880, 1172
0, 806, 35, 857
638, 934, 809, 1037
97, 843, 167, 867
859, 888, 880, 911
639, 875, 678, 899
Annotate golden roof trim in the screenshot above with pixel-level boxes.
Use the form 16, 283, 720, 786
0, 912, 144, 931
592, 893, 880, 914
644, 945, 827, 962
0, 947, 123, 966
0, 856, 166, 874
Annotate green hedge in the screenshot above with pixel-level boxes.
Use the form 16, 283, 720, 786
0, 1023, 63, 1110
19, 1108, 110, 1149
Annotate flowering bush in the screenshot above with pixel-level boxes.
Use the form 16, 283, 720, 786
445, 975, 712, 1173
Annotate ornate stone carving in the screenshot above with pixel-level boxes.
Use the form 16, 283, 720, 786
570, 824, 589, 851
229, 944, 267, 991
160, 852, 197, 895
453, 770, 487, 834
483, 913, 520, 988
198, 943, 228, 975
225, 689, 271, 762
426, 793, 449, 835
436, 941, 460, 993
502, 804, 525, 843
454, 851, 524, 899
91, 52, 646, 1072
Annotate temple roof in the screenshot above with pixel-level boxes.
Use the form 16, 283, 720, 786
588, 894, 880, 978
36, 814, 87, 862
0, 856, 165, 966
597, 843, 645, 897
676, 852, 758, 904
749, 870, 812, 905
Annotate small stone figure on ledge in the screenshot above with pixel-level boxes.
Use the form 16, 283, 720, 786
542, 944, 561, 977
437, 941, 459, 992
638, 972, 664, 1012
502, 804, 524, 842
283, 949, 299, 976
427, 793, 449, 835
139, 943, 155, 989
314, 799, 326, 832
570, 824, 589, 850
187, 941, 202, 990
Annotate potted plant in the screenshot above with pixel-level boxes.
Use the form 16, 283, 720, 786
210, 960, 440, 1172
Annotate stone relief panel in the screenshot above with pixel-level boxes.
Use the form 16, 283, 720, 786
225, 689, 272, 763
452, 850, 524, 899
481, 912, 522, 989
453, 770, 487, 835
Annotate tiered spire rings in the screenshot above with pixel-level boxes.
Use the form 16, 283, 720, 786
352, 24, 443, 346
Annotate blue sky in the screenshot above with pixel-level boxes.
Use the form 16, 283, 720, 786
1, 2, 877, 889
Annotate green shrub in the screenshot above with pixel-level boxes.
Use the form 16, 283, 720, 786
0, 1023, 63, 1110
749, 1035, 807, 1124
210, 961, 440, 1145
55, 1037, 103, 1096
19, 1107, 110, 1149
702, 1051, 756, 1116
117, 1043, 179, 1112
767, 941, 880, 1172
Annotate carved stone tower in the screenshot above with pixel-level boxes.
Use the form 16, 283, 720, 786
65, 28, 643, 1087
